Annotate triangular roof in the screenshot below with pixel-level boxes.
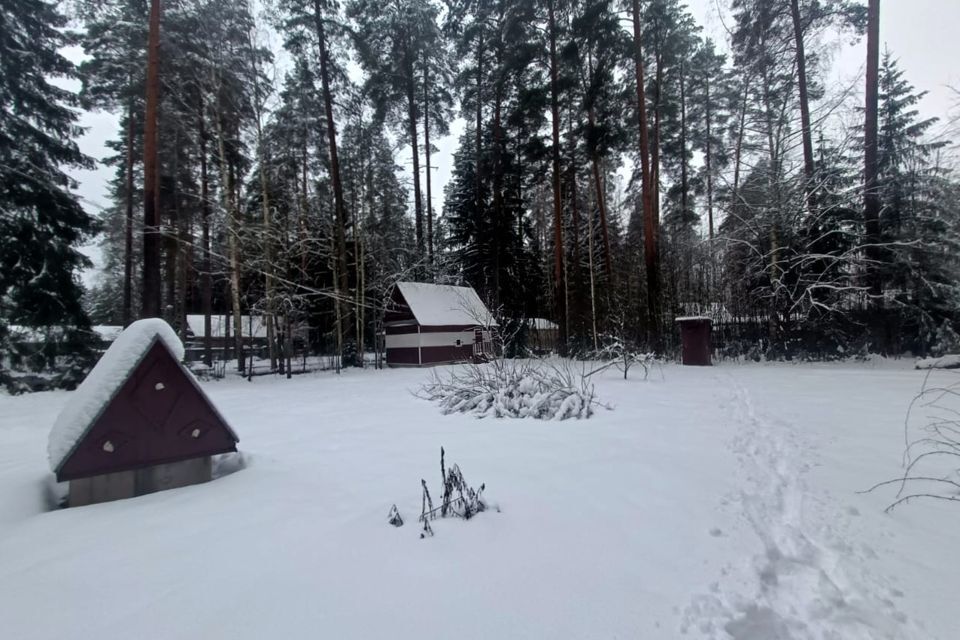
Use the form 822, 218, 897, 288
393, 282, 498, 327
48, 319, 238, 480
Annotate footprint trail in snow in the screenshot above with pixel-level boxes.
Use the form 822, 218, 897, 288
681, 375, 925, 639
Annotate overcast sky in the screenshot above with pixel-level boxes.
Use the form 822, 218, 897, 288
68, 0, 960, 281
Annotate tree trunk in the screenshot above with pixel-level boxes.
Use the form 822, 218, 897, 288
475, 28, 483, 220
732, 74, 751, 203
198, 95, 212, 367
313, 0, 350, 366
547, 0, 567, 353
587, 92, 612, 280
587, 191, 598, 351
176, 161, 189, 342
704, 74, 714, 241
142, 0, 162, 318
491, 13, 505, 310
123, 96, 135, 326
423, 54, 434, 264
631, 0, 658, 351
568, 109, 582, 337
165, 136, 178, 325
790, 0, 816, 186
227, 158, 244, 373
213, 93, 244, 373
652, 54, 663, 235
406, 65, 424, 257
591, 153, 612, 280
679, 60, 689, 222
864, 0, 882, 297
250, 41, 276, 371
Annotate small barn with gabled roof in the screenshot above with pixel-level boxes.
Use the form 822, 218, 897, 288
48, 318, 239, 506
384, 282, 498, 367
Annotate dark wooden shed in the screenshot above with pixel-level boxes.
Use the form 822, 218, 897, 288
676, 317, 712, 366
48, 319, 239, 506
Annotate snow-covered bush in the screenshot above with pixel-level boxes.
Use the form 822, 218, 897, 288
419, 359, 602, 420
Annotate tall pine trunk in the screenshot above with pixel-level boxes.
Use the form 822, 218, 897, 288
165, 138, 178, 325
586, 57, 612, 281
547, 0, 567, 353
631, 0, 658, 350
864, 0, 882, 298
423, 55, 434, 264
313, 0, 350, 368
123, 96, 135, 326
142, 0, 162, 318
568, 108, 582, 337
491, 13, 505, 309
406, 65, 424, 257
198, 95, 212, 367
704, 74, 714, 241
213, 95, 244, 374
227, 158, 244, 373
679, 60, 689, 223
790, 0, 816, 187
475, 29, 483, 223
250, 40, 276, 371
732, 74, 751, 202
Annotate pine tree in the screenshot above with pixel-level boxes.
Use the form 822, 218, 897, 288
348, 0, 445, 260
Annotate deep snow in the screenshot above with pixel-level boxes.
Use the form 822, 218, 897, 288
0, 360, 957, 639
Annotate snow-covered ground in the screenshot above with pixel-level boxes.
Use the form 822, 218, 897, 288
0, 360, 957, 639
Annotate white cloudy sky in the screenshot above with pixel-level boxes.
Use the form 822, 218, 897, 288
69, 0, 960, 279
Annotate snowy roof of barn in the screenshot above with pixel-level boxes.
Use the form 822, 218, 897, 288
395, 282, 498, 327
47, 319, 187, 472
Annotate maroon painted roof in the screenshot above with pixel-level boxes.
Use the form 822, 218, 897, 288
56, 339, 238, 481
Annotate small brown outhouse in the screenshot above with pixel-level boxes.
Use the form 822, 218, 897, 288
676, 316, 712, 366
48, 319, 239, 507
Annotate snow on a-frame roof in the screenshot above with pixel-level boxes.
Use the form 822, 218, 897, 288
395, 282, 498, 327
47, 319, 185, 472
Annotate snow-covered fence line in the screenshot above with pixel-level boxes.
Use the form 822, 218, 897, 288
418, 358, 605, 420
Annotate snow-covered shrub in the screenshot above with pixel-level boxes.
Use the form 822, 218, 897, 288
419, 358, 602, 420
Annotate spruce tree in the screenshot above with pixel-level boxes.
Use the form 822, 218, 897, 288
874, 52, 956, 353
0, 0, 96, 385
